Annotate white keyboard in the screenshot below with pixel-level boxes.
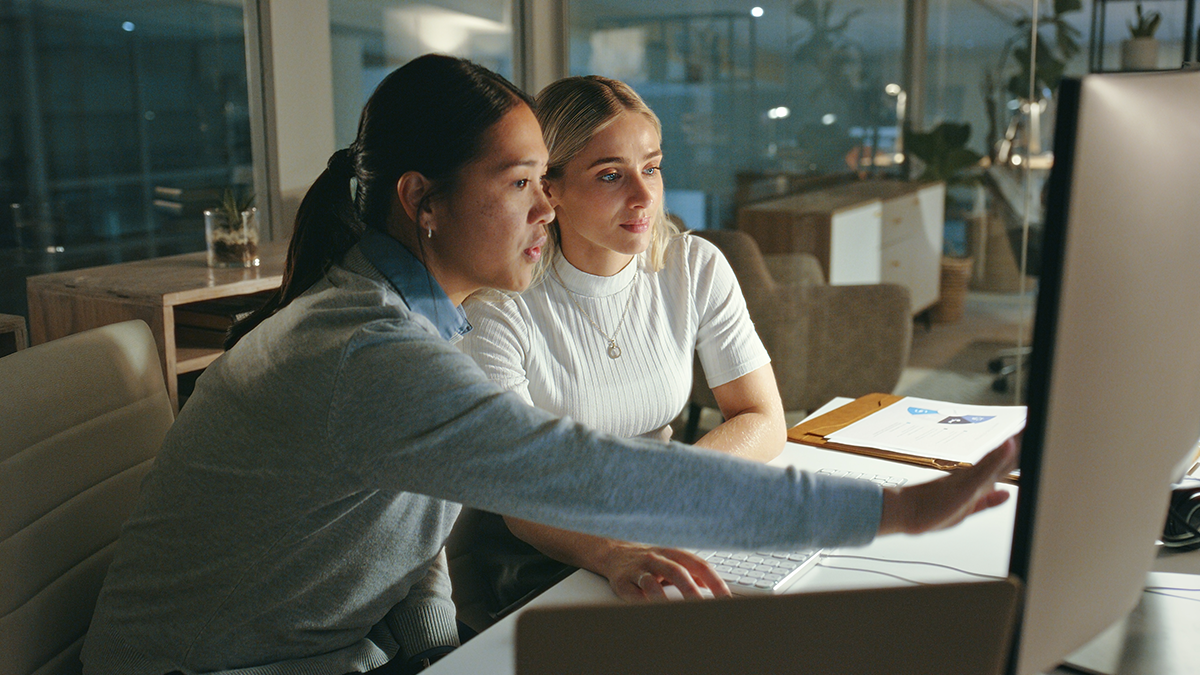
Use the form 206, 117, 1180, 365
693, 548, 822, 595
695, 468, 910, 595
813, 467, 910, 488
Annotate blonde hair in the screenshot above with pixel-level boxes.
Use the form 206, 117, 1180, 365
534, 76, 680, 279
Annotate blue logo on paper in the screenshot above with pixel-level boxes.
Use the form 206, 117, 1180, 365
939, 415, 995, 425
908, 407, 940, 415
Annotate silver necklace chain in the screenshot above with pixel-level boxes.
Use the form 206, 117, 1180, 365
550, 263, 637, 359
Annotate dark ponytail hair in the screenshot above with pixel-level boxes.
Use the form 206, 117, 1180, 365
226, 54, 533, 348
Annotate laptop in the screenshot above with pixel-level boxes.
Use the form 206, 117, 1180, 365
515, 577, 1020, 675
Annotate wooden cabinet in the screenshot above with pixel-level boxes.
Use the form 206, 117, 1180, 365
26, 243, 286, 410
737, 180, 945, 314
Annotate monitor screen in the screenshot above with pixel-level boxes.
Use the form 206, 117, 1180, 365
1008, 66, 1200, 675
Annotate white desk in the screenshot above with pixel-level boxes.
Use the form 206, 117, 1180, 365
428, 442, 1020, 675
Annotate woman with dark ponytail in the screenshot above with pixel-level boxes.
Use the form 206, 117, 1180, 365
81, 55, 1017, 675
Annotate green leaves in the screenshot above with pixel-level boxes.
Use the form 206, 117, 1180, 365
1055, 0, 1083, 17
906, 123, 984, 184
791, 0, 862, 99
1128, 4, 1162, 38
1003, 0, 1082, 100
218, 187, 255, 226
1007, 39, 1068, 99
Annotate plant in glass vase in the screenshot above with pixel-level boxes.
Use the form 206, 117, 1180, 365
204, 188, 259, 268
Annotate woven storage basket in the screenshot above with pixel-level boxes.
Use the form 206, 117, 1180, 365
930, 256, 974, 323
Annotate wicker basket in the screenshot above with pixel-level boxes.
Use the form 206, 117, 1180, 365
930, 256, 974, 323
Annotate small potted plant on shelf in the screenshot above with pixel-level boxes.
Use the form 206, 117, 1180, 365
204, 188, 259, 268
1122, 3, 1162, 70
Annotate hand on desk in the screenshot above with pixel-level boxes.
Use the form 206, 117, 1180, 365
597, 543, 732, 602
504, 517, 732, 603
878, 436, 1020, 536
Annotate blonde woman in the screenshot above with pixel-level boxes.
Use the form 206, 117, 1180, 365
459, 76, 789, 609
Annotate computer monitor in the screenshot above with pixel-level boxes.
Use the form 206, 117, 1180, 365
1008, 65, 1200, 675
513, 68, 1200, 675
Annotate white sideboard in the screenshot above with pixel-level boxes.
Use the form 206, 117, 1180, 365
738, 180, 945, 314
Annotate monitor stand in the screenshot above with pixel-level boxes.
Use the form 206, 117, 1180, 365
1058, 572, 1198, 675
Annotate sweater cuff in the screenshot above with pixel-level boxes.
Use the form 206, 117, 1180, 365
387, 600, 461, 661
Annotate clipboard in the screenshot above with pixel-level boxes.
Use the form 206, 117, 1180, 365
787, 393, 996, 474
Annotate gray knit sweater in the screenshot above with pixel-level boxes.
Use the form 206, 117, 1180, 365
81, 237, 882, 675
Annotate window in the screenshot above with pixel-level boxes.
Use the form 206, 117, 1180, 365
1, 0, 253, 317
329, 0, 515, 148
571, 0, 1082, 403
569, 1, 906, 231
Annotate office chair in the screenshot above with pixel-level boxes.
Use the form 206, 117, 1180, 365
0, 320, 174, 675
684, 230, 912, 440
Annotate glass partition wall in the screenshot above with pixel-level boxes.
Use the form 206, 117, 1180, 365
570, 0, 1106, 406
569, 1, 907, 232
7, 0, 1185, 402
1, 0, 253, 317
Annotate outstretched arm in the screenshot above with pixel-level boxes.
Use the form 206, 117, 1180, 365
880, 437, 1020, 535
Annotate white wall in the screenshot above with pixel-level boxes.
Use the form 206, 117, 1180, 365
253, 0, 336, 239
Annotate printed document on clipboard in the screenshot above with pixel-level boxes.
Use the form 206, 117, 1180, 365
788, 393, 1026, 474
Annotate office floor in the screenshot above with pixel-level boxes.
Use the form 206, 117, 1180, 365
679, 288, 1037, 439
896, 289, 1035, 407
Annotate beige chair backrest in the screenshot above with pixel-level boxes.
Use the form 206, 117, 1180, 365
691, 230, 911, 417
0, 320, 174, 675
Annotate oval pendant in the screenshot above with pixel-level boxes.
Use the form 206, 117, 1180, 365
607, 341, 622, 359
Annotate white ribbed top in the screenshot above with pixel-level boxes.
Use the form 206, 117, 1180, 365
461, 234, 770, 439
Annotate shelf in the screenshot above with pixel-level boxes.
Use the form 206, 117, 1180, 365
175, 346, 224, 374
26, 241, 286, 410
1089, 0, 1198, 72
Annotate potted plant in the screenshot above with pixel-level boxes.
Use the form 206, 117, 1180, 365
905, 122, 986, 321
1122, 4, 1162, 70
906, 122, 983, 188
203, 188, 259, 268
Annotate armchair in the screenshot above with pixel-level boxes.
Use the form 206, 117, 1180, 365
684, 230, 912, 440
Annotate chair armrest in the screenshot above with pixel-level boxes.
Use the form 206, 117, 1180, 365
763, 254, 826, 287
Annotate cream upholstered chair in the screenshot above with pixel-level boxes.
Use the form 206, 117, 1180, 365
0, 320, 174, 675
684, 230, 912, 440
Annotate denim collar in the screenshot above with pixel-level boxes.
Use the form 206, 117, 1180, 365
357, 228, 471, 341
